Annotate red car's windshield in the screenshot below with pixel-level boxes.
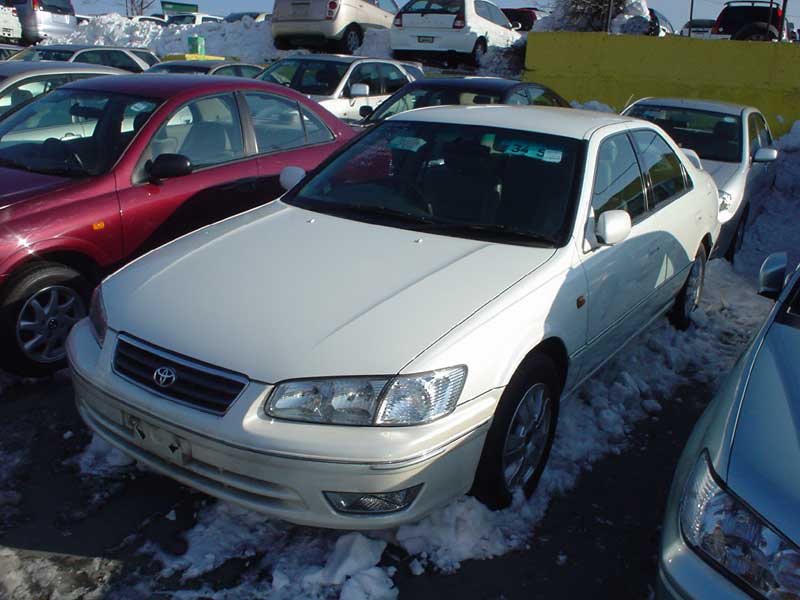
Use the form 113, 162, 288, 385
0, 89, 160, 177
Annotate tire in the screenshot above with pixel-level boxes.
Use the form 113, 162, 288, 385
338, 24, 362, 54
472, 353, 560, 509
725, 210, 747, 264
274, 36, 291, 51
0, 262, 90, 377
669, 244, 707, 331
469, 38, 487, 67
733, 22, 778, 41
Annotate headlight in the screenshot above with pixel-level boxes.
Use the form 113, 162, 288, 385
680, 452, 800, 598
718, 190, 733, 212
88, 286, 107, 347
266, 366, 466, 426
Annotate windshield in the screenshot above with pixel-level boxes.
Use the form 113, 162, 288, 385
259, 59, 348, 96
148, 64, 208, 74
0, 89, 160, 177
12, 47, 75, 62
285, 121, 584, 246
168, 14, 195, 24
626, 105, 743, 163
369, 86, 502, 122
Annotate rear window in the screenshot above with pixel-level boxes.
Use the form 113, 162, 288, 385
40, 0, 74, 13
719, 4, 782, 28
168, 14, 195, 24
149, 64, 208, 74
400, 0, 463, 14
131, 50, 159, 67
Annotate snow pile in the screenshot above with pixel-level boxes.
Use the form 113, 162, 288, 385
44, 13, 285, 63
535, 0, 650, 33
610, 0, 650, 35
354, 29, 392, 59
570, 99, 615, 112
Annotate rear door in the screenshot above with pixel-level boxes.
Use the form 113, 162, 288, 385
375, 0, 399, 27
745, 112, 773, 200
117, 93, 262, 256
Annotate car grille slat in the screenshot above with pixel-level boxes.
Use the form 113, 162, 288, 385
113, 335, 247, 415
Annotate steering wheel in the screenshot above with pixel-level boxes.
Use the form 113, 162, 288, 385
42, 137, 85, 171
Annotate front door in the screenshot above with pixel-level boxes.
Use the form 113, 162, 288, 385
336, 62, 385, 121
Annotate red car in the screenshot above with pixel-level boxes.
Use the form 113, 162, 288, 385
0, 75, 353, 375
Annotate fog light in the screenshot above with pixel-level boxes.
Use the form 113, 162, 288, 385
324, 485, 422, 514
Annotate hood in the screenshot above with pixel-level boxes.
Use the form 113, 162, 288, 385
701, 159, 742, 191
103, 202, 555, 382
0, 167, 71, 210
727, 321, 800, 545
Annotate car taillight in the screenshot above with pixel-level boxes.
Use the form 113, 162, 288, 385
11, 7, 16, 15
393, 13, 402, 27
326, 0, 338, 19
711, 14, 722, 33
453, 11, 465, 28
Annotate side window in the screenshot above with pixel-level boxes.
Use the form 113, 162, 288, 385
78, 50, 140, 72
487, 3, 510, 26
243, 92, 307, 153
301, 105, 335, 145
239, 66, 263, 78
378, 63, 408, 95
377, 0, 396, 12
0, 74, 71, 117
201, 16, 218, 22
131, 50, 159, 67
756, 114, 772, 147
631, 130, 688, 208
748, 114, 762, 158
474, 0, 491, 20
506, 89, 529, 105
214, 66, 238, 77
526, 86, 561, 106
345, 63, 381, 96
402, 63, 424, 80
593, 134, 647, 219
141, 94, 244, 174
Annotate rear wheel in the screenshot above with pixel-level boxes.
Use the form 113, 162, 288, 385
470, 38, 487, 67
338, 24, 363, 54
0, 262, 90, 377
670, 244, 707, 331
274, 36, 291, 50
734, 22, 778, 41
472, 353, 560, 509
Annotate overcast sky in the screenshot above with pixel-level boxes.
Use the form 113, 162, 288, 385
75, 0, 800, 29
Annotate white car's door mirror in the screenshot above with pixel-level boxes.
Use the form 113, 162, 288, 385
758, 252, 788, 300
754, 147, 779, 163
595, 210, 632, 246
682, 148, 703, 170
350, 83, 370, 98
279, 166, 306, 191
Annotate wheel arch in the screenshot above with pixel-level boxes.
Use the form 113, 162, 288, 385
2, 246, 103, 290
516, 336, 569, 394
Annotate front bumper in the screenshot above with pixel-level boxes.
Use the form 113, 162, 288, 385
67, 320, 495, 529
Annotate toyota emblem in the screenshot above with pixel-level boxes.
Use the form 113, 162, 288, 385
153, 366, 177, 388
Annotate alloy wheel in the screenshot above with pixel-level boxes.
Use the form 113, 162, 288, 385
501, 382, 553, 491
346, 29, 360, 53
16, 285, 85, 363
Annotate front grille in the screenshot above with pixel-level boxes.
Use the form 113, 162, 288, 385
113, 334, 247, 415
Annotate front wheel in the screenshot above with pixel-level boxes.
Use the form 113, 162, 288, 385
472, 353, 560, 509
0, 262, 90, 376
670, 244, 707, 331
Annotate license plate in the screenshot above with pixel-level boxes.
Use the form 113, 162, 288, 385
418, 36, 434, 43
126, 414, 191, 465
292, 5, 309, 17
52, 14, 69, 23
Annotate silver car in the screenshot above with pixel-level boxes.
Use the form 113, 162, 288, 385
0, 61, 122, 118
658, 252, 800, 599
624, 98, 778, 263
258, 55, 423, 122
12, 0, 76, 43
11, 44, 160, 72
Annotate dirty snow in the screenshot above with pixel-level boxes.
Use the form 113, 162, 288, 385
535, 0, 650, 33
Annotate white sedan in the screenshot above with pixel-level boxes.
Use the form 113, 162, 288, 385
68, 106, 720, 529
624, 98, 778, 263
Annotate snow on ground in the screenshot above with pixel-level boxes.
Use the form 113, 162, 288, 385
570, 100, 615, 112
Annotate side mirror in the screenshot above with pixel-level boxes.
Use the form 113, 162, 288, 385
510, 21, 522, 30
359, 105, 373, 118
279, 165, 306, 191
682, 148, 704, 171
754, 147, 779, 163
148, 153, 192, 182
758, 252, 788, 300
595, 210, 632, 246
350, 83, 370, 98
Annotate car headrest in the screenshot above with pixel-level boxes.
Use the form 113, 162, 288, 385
713, 120, 739, 142
443, 141, 490, 172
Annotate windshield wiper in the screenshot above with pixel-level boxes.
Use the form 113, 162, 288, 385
33, 164, 90, 177
306, 202, 441, 226
421, 222, 557, 246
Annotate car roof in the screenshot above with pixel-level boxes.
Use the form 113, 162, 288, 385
405, 76, 528, 93
0, 61, 123, 77
631, 97, 751, 116
392, 105, 631, 139
61, 73, 284, 99
42, 44, 153, 52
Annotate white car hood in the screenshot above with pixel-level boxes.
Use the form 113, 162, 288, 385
701, 159, 741, 190
103, 202, 555, 382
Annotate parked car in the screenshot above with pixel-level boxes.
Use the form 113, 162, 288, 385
357, 76, 569, 126
657, 252, 800, 600
12, 0, 77, 43
649, 8, 675, 35
624, 98, 778, 263
391, 0, 523, 66
68, 105, 720, 529
224, 11, 269, 22
130, 14, 167, 26
0, 1, 22, 43
710, 0, 789, 41
272, 0, 399, 54
167, 12, 223, 25
0, 74, 354, 375
500, 7, 536, 31
258, 55, 422, 122
680, 18, 716, 37
148, 60, 263, 78
0, 61, 122, 118
12, 44, 160, 72
0, 42, 22, 59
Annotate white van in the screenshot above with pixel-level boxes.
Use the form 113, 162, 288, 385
0, 2, 22, 42
272, 0, 400, 54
